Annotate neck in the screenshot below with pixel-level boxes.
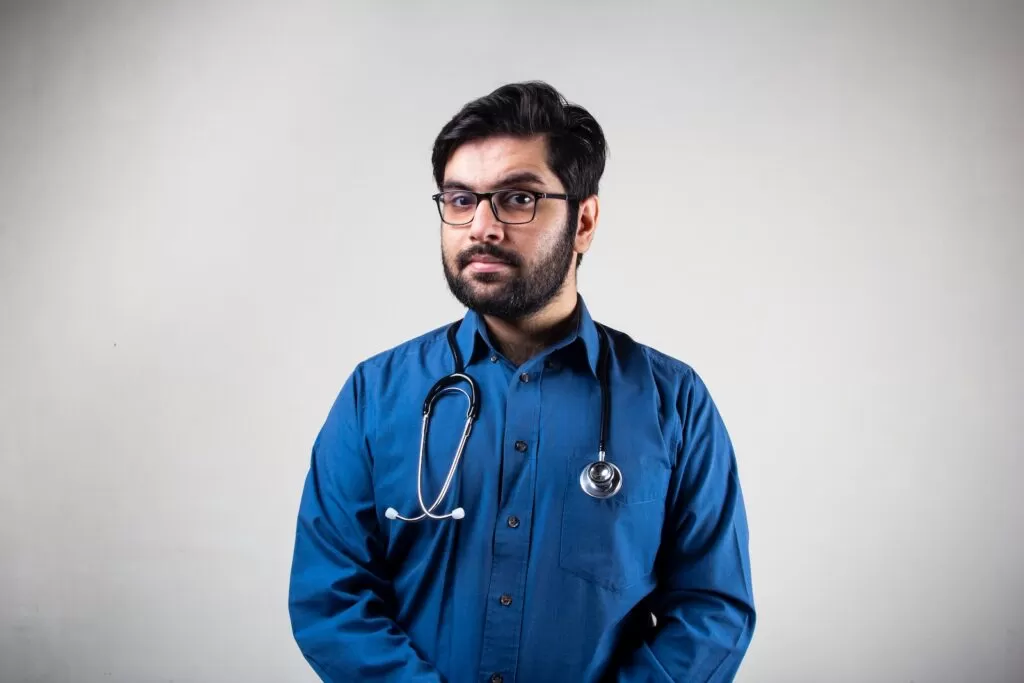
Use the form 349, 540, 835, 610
483, 290, 579, 367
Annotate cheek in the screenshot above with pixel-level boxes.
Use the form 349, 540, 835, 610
532, 230, 564, 258
440, 229, 458, 252
441, 231, 464, 266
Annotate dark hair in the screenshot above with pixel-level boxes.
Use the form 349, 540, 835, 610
431, 81, 608, 266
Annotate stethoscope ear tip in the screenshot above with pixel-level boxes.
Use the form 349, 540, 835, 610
451, 507, 465, 520
385, 507, 399, 520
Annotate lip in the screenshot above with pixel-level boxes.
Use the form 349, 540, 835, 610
464, 255, 512, 272
466, 260, 511, 273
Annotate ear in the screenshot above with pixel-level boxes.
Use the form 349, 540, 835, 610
573, 195, 599, 255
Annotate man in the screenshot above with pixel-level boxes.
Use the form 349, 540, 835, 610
288, 81, 755, 682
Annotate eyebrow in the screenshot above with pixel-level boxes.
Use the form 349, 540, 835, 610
441, 171, 548, 192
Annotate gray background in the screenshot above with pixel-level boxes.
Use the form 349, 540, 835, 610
1, 1, 1022, 682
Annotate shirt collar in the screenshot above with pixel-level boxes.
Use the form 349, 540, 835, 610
452, 294, 602, 376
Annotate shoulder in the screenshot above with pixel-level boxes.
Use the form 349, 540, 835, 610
599, 323, 723, 441
341, 319, 481, 414
358, 322, 452, 372
317, 321, 450, 428
600, 322, 701, 391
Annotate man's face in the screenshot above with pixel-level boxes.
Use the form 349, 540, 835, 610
439, 135, 578, 320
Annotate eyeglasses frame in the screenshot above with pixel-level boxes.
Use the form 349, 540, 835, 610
431, 188, 578, 226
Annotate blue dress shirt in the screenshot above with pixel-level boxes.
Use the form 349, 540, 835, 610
288, 297, 755, 682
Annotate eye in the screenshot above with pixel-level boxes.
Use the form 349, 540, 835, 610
499, 191, 535, 208
444, 191, 476, 208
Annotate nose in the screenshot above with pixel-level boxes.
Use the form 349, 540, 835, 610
466, 197, 504, 243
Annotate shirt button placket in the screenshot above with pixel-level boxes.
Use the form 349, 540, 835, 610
479, 361, 537, 683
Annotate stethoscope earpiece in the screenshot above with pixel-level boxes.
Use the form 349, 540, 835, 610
579, 459, 623, 499
386, 506, 464, 521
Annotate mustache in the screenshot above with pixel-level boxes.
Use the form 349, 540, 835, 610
456, 244, 522, 269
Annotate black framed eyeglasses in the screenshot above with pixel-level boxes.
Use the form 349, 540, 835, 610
431, 188, 575, 226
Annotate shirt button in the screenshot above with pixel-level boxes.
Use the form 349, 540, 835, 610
499, 594, 513, 606
490, 675, 503, 683
507, 515, 520, 528
514, 440, 527, 452
519, 372, 529, 383
490, 355, 498, 363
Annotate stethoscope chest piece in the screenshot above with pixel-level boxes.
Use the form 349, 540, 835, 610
580, 459, 623, 499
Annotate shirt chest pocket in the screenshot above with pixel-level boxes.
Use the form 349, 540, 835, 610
558, 450, 671, 593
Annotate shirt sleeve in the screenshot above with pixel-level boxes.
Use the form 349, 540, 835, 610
288, 366, 444, 683
610, 368, 756, 682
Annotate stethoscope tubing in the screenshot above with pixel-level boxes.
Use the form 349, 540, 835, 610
385, 319, 621, 523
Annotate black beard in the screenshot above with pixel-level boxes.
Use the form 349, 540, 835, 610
443, 216, 577, 320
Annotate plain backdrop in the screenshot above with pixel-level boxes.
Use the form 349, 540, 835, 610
1, 1, 1022, 682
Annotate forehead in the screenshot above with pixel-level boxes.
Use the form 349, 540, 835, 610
442, 134, 559, 189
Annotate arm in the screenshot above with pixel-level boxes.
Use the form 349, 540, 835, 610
612, 370, 756, 682
288, 366, 444, 682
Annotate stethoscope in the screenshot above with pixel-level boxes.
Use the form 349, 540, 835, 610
384, 320, 621, 523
